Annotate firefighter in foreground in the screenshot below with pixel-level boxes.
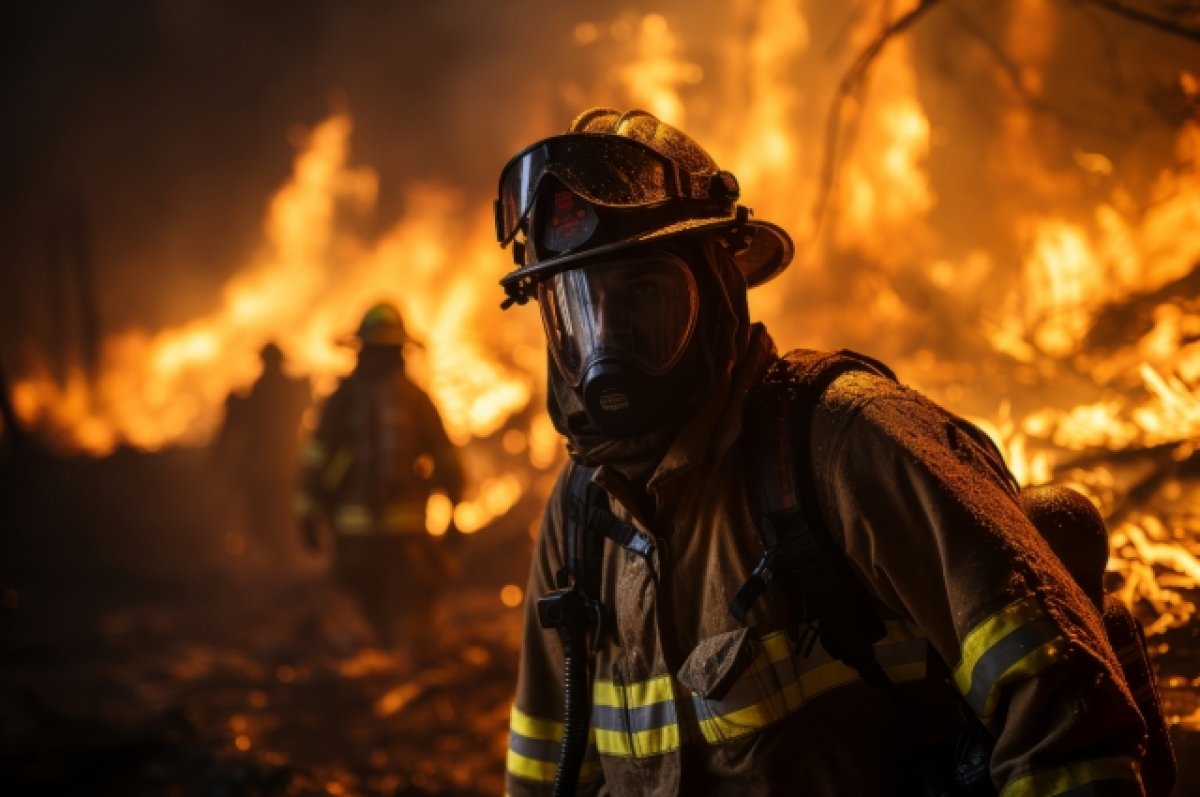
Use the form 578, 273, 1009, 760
496, 109, 1173, 795
297, 302, 464, 662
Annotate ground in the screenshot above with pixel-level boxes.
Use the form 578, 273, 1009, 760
0, 443, 1197, 795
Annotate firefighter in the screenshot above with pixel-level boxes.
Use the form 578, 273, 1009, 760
496, 109, 1165, 795
213, 341, 310, 563
296, 302, 465, 662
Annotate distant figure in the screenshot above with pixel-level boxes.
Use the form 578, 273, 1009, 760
212, 342, 311, 563
296, 302, 465, 663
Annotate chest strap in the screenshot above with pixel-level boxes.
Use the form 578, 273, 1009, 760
731, 350, 896, 690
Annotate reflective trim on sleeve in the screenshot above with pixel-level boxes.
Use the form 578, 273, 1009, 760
301, 440, 327, 468
692, 621, 928, 744
321, 446, 354, 490
999, 756, 1141, 797
953, 596, 1065, 720
332, 503, 427, 535
506, 706, 599, 785
382, 504, 426, 533
592, 674, 680, 757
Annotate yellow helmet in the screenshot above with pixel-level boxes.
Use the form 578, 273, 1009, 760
352, 302, 419, 348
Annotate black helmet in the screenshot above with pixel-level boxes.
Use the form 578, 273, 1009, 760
494, 108, 794, 307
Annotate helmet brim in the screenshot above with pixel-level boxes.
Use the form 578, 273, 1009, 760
500, 216, 793, 298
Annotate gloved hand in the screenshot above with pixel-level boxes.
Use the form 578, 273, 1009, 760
300, 515, 324, 552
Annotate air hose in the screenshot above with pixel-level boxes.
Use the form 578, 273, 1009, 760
538, 586, 592, 797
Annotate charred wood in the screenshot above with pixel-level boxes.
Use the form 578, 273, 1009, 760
1083, 261, 1200, 355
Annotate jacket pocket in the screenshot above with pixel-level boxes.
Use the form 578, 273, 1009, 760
680, 627, 799, 744
676, 626, 760, 700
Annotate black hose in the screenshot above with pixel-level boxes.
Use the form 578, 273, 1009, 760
538, 587, 592, 797
553, 618, 591, 797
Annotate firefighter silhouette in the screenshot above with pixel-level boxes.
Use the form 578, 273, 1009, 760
212, 342, 310, 563
296, 302, 465, 660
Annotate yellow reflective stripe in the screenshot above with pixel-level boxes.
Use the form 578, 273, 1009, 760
509, 706, 561, 741
697, 658, 856, 742
759, 628, 792, 665
301, 440, 327, 467
333, 504, 427, 535
506, 751, 600, 785
954, 596, 1044, 693
593, 723, 680, 758
592, 674, 679, 757
322, 446, 353, 490
593, 674, 674, 709
334, 505, 371, 533
953, 597, 1065, 719
1000, 756, 1140, 797
694, 623, 927, 744
382, 504, 425, 531
507, 706, 601, 784
505, 749, 556, 783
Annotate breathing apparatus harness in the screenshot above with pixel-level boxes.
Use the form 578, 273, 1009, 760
542, 349, 999, 796
537, 466, 654, 797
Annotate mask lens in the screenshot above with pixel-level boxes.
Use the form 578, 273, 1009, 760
497, 136, 674, 245
537, 253, 699, 386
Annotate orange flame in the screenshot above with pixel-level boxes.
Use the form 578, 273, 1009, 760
11, 8, 1200, 632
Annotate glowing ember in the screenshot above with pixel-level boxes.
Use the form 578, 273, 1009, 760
499, 585, 524, 608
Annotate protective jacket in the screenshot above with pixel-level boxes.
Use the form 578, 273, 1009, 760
506, 325, 1148, 796
298, 366, 463, 535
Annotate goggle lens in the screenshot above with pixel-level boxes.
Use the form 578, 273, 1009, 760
537, 253, 699, 386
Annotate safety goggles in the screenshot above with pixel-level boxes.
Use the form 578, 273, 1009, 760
537, 252, 699, 386
495, 133, 737, 247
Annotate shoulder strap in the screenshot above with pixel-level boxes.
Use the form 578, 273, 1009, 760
560, 463, 655, 603
731, 349, 896, 689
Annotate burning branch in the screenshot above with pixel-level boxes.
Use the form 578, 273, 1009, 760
1078, 0, 1200, 45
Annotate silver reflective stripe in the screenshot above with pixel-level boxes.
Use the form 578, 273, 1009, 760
506, 706, 600, 785
592, 674, 680, 757
508, 731, 561, 765
952, 596, 1065, 720
962, 615, 1061, 717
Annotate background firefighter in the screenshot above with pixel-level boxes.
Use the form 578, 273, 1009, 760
296, 302, 465, 663
496, 109, 1171, 795
211, 341, 311, 564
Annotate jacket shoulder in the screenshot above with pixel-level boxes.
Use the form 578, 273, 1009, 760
762, 347, 903, 413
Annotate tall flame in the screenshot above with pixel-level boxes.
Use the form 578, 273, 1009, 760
11, 5, 1200, 634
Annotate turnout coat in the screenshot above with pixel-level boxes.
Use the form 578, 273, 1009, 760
506, 326, 1149, 796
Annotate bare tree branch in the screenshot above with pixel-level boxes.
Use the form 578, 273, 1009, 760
811, 0, 946, 257
1077, 0, 1200, 44
947, 5, 1089, 129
